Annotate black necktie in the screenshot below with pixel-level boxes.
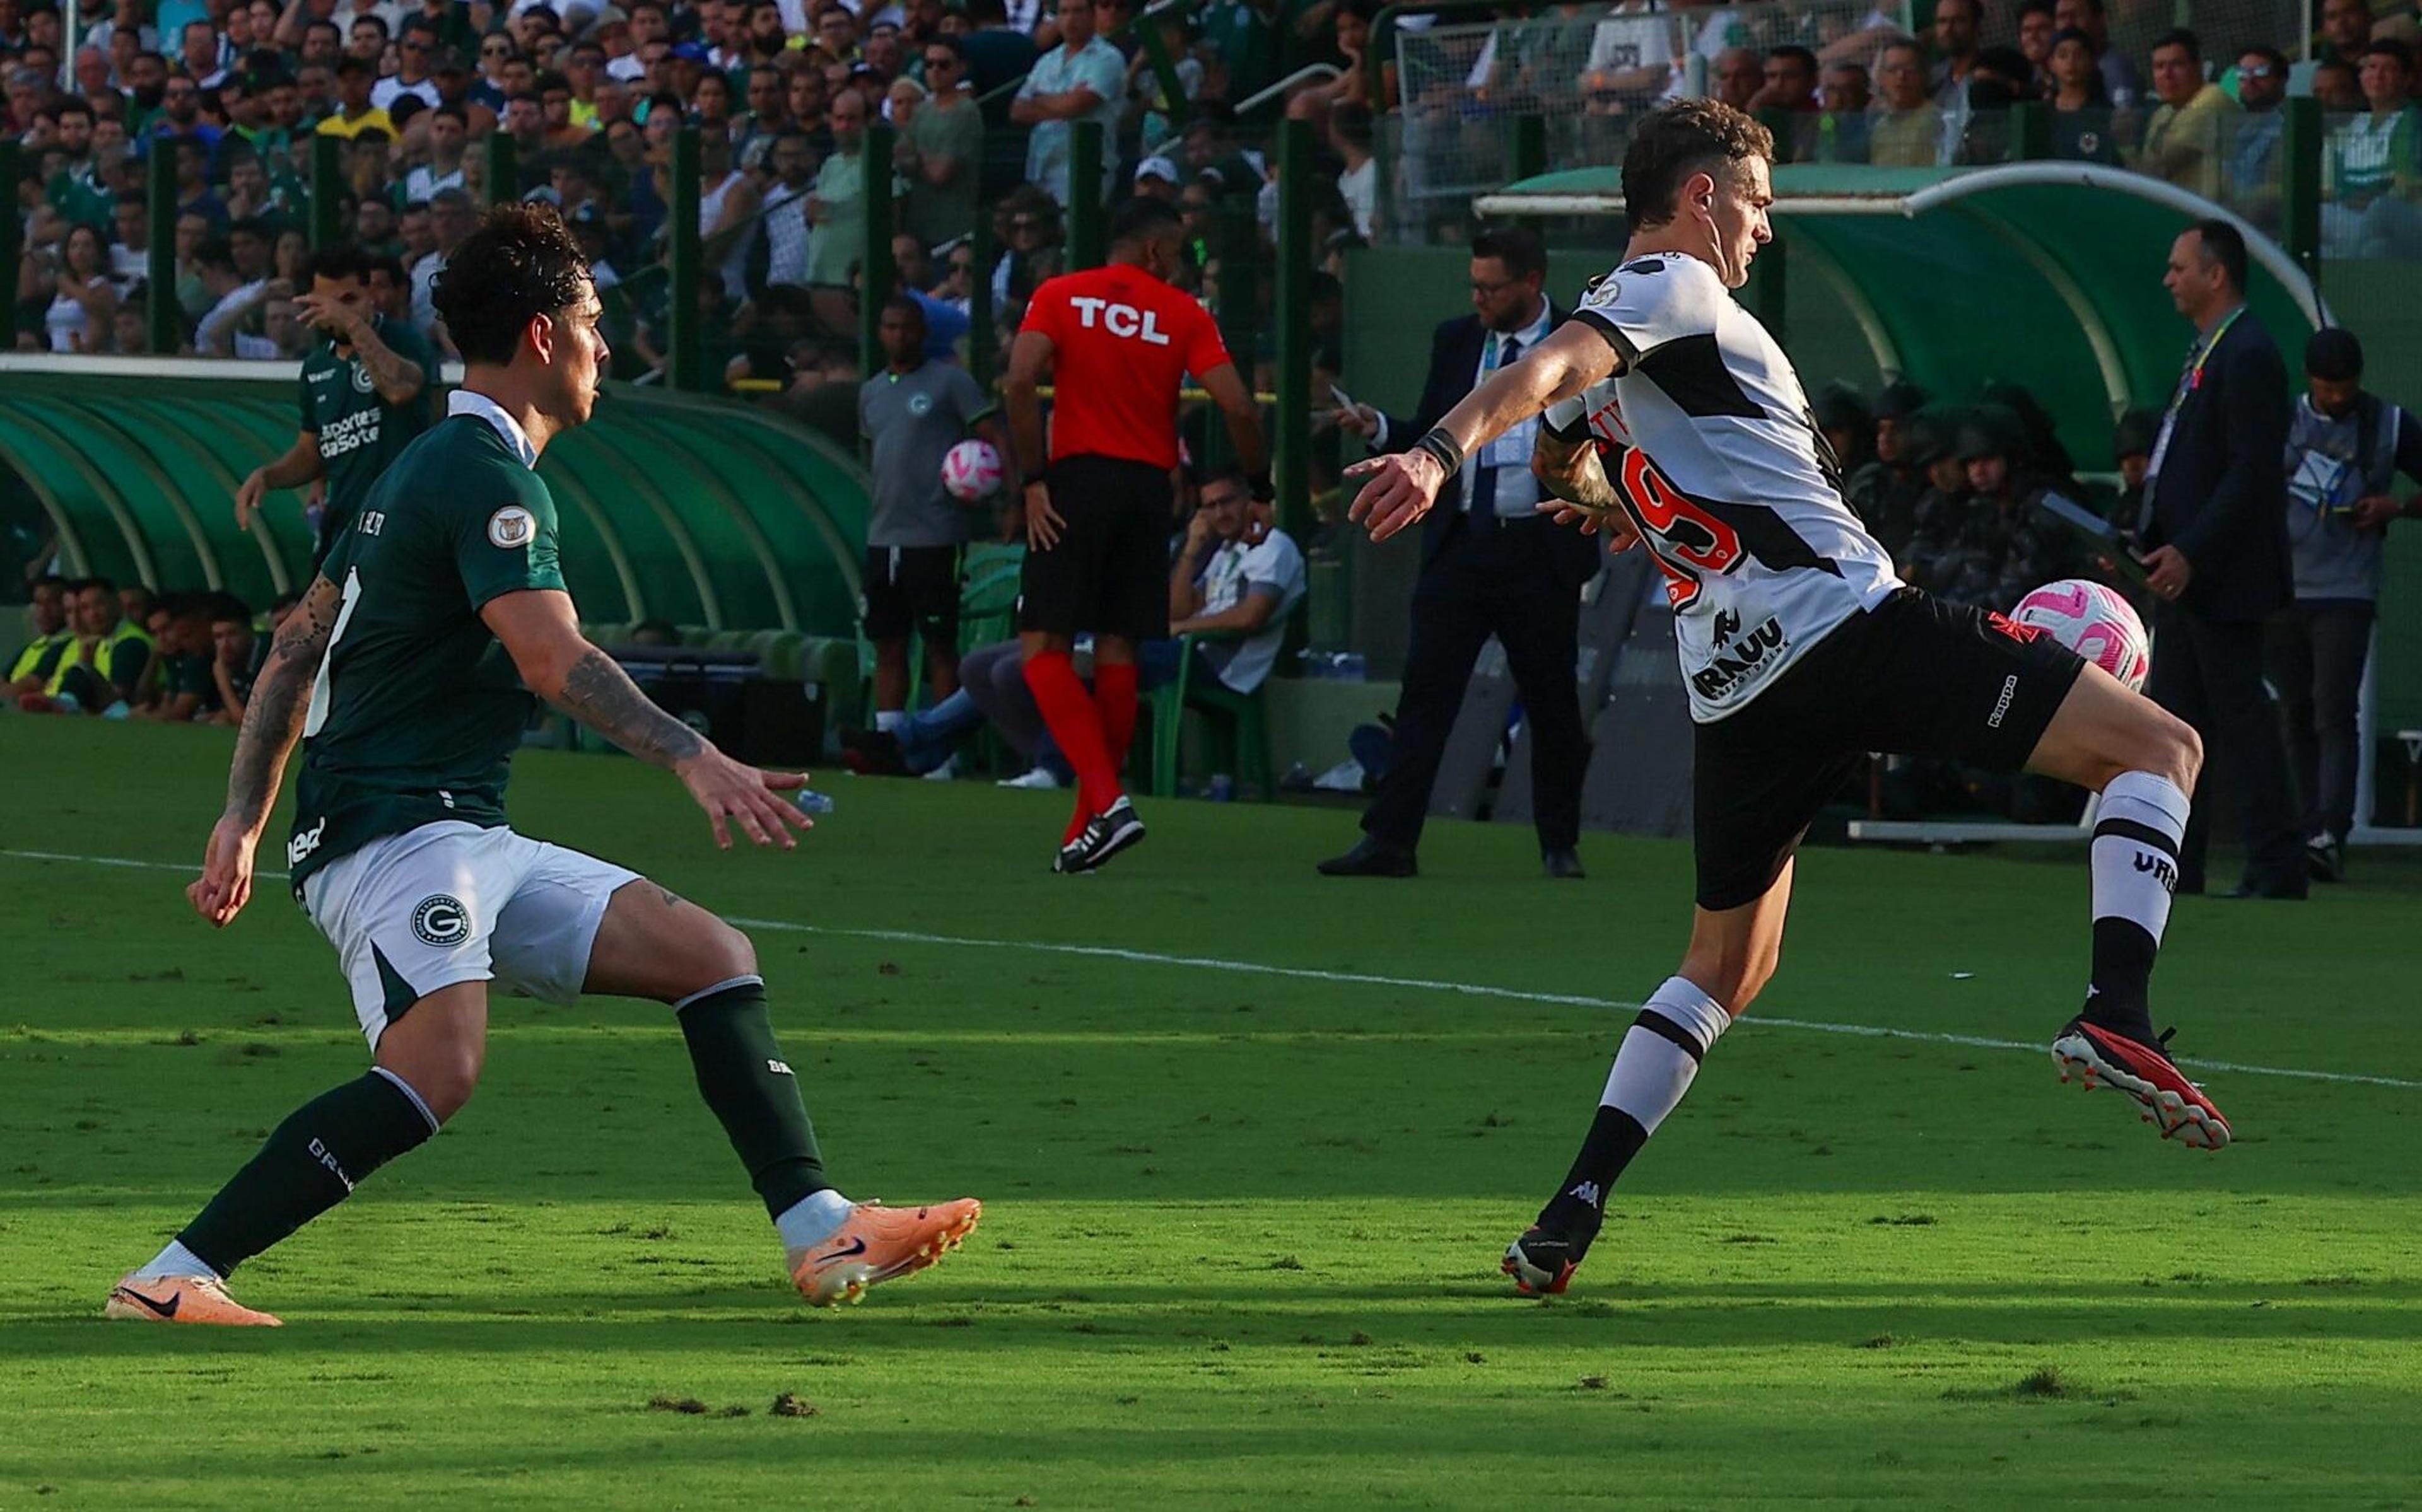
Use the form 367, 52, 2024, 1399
1468, 335, 1521, 532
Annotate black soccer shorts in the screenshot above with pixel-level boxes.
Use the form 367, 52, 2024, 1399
862, 544, 964, 644
1691, 586, 2087, 911
1017, 455, 1174, 644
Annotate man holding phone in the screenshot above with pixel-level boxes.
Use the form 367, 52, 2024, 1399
2266, 326, 2422, 881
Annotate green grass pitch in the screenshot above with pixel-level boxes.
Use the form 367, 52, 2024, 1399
4, 718, 2419, 1508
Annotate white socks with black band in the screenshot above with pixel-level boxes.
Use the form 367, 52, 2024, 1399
1603, 976, 1733, 1134
2086, 771, 2191, 1033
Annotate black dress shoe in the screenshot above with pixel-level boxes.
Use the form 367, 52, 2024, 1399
1542, 847, 1586, 880
1317, 837, 1418, 878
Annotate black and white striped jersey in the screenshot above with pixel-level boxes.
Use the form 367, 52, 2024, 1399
1564, 250, 1901, 723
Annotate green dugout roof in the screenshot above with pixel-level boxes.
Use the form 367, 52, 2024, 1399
0, 362, 874, 634
1475, 163, 2329, 457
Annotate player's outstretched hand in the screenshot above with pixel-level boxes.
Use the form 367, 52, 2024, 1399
189, 817, 259, 928
1345, 449, 1446, 544
676, 749, 815, 851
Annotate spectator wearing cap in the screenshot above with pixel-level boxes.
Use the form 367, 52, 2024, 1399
1872, 39, 1942, 168
1010, 0, 1123, 209
2142, 218, 2303, 898
2107, 407, 2160, 525
1132, 154, 1181, 200
2046, 26, 2118, 164
2136, 30, 2237, 201
896, 35, 981, 248
2267, 327, 2422, 880
1848, 380, 1931, 558
2321, 41, 2422, 259
1812, 384, 1871, 475
1907, 419, 2081, 610
316, 55, 394, 137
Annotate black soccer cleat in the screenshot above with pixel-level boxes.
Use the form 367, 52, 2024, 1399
1053, 798, 1146, 875
838, 726, 910, 777
1502, 1225, 1588, 1297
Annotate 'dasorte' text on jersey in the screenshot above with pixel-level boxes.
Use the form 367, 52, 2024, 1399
285, 394, 565, 892
1568, 251, 1900, 721
299, 317, 438, 542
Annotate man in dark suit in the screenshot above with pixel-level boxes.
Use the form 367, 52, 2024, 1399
1319, 226, 1600, 879
2139, 218, 2305, 898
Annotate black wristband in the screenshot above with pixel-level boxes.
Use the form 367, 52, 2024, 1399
1412, 427, 1466, 475
1249, 470, 1275, 504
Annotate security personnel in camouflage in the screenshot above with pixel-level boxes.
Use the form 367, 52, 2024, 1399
235, 244, 436, 567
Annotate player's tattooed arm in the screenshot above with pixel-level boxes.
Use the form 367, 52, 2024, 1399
1532, 427, 1620, 511
553, 649, 708, 768
221, 573, 342, 835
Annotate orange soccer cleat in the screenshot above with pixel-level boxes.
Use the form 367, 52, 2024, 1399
105, 1273, 284, 1327
790, 1198, 983, 1307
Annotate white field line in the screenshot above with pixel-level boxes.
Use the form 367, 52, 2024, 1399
6, 847, 2417, 1093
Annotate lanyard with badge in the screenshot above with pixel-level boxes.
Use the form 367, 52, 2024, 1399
2144, 306, 2242, 485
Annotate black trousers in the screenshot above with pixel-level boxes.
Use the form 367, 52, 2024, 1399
2146, 602, 2303, 890
2263, 598, 2374, 845
1362, 515, 1586, 852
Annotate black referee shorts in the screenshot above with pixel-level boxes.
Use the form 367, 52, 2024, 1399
1017, 455, 1174, 644
1692, 587, 2086, 911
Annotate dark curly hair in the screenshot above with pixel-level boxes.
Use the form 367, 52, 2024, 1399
1621, 100, 1775, 231
431, 203, 592, 367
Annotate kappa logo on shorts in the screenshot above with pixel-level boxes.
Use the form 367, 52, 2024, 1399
1987, 673, 2020, 730
487, 505, 536, 550
411, 893, 471, 948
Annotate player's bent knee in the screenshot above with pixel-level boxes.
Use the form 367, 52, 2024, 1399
689, 919, 757, 988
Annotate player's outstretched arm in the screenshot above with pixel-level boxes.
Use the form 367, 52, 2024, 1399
189, 573, 343, 928
1345, 322, 1617, 544
481, 588, 814, 851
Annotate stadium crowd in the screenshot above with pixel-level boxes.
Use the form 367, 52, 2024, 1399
13, 0, 2422, 375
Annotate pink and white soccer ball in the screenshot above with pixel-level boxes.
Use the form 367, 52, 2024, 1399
2013, 579, 2151, 691
940, 439, 1004, 501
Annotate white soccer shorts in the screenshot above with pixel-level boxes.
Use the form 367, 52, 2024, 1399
300, 820, 641, 1047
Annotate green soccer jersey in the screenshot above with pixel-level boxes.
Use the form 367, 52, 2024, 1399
300, 318, 438, 544
285, 405, 567, 891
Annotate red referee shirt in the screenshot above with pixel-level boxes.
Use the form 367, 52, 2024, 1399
1019, 264, 1232, 471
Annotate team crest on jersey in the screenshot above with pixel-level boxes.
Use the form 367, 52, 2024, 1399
488, 505, 535, 549
351, 361, 375, 394
411, 894, 470, 947
907, 392, 934, 418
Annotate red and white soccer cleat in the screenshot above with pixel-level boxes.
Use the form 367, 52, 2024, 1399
2052, 1019, 2232, 1151
105, 1272, 284, 1327
790, 1197, 983, 1307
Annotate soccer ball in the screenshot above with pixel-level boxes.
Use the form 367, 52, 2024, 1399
940, 439, 1004, 502
2011, 578, 2151, 691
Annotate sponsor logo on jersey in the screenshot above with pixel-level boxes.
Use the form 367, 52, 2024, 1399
1688, 615, 1787, 701
317, 407, 384, 460
487, 505, 535, 549
1065, 296, 1173, 346
411, 893, 471, 947
288, 816, 327, 866
1712, 608, 1743, 648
